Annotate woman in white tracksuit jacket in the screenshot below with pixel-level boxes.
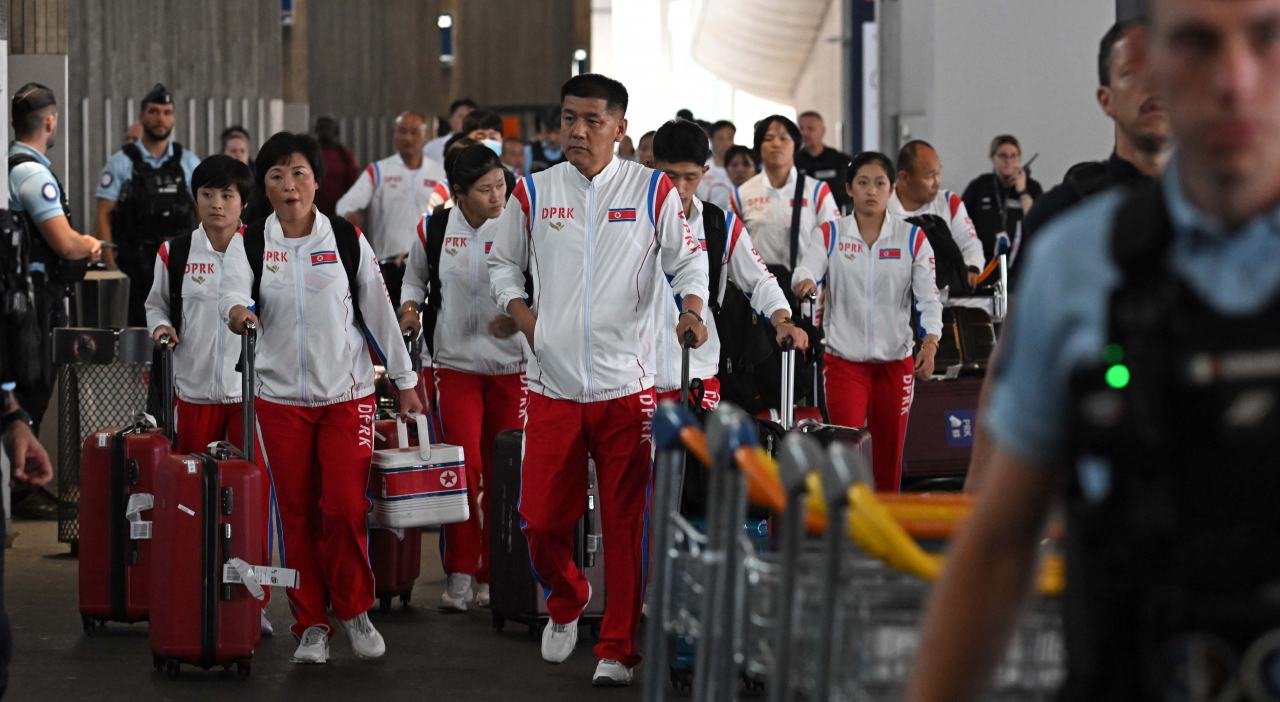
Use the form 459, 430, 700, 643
399, 143, 529, 612
793, 152, 943, 491
218, 132, 423, 665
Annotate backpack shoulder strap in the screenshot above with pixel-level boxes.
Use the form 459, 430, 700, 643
1064, 161, 1114, 201
242, 220, 267, 312
7, 153, 37, 169
702, 201, 727, 311
789, 174, 806, 269
328, 214, 366, 330
425, 208, 451, 311
1110, 179, 1173, 281
172, 142, 183, 159
166, 233, 193, 335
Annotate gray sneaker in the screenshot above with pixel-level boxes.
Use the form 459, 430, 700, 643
593, 659, 634, 686
338, 611, 386, 660
292, 625, 329, 664
541, 583, 591, 664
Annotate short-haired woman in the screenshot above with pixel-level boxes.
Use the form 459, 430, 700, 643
961, 134, 1042, 262
218, 132, 423, 664
792, 152, 943, 491
399, 143, 528, 612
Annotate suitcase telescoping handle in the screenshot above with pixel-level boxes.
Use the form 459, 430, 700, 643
780, 336, 796, 430
403, 328, 421, 375
158, 333, 177, 448
396, 412, 433, 460
241, 321, 256, 463
680, 329, 696, 411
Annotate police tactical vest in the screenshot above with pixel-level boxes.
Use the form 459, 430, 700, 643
1065, 181, 1280, 701
110, 142, 195, 247
9, 153, 84, 285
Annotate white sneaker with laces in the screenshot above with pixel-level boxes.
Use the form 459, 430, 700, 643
438, 573, 474, 612
476, 583, 491, 608
292, 625, 329, 664
593, 659, 634, 687
541, 583, 591, 664
339, 611, 386, 659
260, 611, 274, 636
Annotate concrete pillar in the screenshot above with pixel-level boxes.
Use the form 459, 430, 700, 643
283, 0, 310, 132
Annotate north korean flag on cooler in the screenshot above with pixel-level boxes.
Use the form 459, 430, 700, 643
879, 249, 902, 260
608, 208, 637, 223
311, 250, 339, 266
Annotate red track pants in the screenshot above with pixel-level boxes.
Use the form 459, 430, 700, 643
175, 398, 272, 607
253, 394, 377, 639
823, 354, 914, 492
520, 388, 656, 667
433, 368, 527, 583
655, 376, 721, 410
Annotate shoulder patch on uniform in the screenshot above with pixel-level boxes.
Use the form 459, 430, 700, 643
100, 172, 113, 187
41, 182, 57, 201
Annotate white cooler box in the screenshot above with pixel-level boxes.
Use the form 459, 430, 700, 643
368, 413, 469, 528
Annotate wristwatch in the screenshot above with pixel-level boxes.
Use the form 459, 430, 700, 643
777, 317, 797, 327
1016, 190, 1030, 198
679, 309, 703, 323
0, 407, 33, 435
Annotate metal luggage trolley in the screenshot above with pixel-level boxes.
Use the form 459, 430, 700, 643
646, 402, 1065, 701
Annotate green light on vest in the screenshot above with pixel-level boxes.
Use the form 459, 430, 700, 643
1102, 343, 1124, 365
1105, 364, 1130, 389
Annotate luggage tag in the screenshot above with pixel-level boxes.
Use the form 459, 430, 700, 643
396, 412, 434, 461
126, 493, 154, 540
222, 557, 300, 601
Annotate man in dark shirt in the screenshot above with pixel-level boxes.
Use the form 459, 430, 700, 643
795, 110, 854, 214
1015, 17, 1171, 290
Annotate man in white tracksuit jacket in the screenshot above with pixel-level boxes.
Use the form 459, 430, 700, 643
887, 139, 986, 285
488, 75, 709, 687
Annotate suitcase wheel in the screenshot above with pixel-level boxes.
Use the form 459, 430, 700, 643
379, 596, 393, 612
492, 612, 505, 632
528, 622, 543, 641
153, 655, 163, 671
670, 666, 691, 691
399, 592, 411, 607
81, 615, 97, 635
165, 659, 180, 680
589, 620, 601, 642
236, 660, 251, 679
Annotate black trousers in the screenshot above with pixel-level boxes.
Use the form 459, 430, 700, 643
116, 243, 161, 329
380, 259, 406, 311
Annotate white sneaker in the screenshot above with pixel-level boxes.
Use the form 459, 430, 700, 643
476, 583, 491, 608
260, 611, 274, 636
292, 625, 329, 664
438, 573, 474, 612
541, 583, 591, 664
338, 611, 386, 660
593, 659, 634, 687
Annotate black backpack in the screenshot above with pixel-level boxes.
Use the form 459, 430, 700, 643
241, 214, 368, 329
8, 153, 86, 285
905, 213, 973, 296
0, 209, 40, 388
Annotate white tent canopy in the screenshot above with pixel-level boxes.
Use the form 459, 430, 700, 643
689, 0, 834, 104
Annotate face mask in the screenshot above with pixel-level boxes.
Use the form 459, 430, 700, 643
483, 139, 503, 157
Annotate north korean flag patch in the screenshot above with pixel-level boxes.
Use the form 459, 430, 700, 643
879, 249, 902, 260
311, 251, 339, 266
607, 208, 637, 223
484, 242, 493, 254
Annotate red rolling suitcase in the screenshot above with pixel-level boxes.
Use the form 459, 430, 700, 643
149, 323, 275, 678
369, 411, 426, 611
78, 335, 178, 633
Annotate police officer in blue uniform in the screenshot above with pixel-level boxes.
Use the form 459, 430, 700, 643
8, 83, 101, 430
94, 83, 199, 327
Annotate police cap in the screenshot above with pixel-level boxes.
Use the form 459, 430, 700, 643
11, 82, 56, 120
141, 83, 173, 109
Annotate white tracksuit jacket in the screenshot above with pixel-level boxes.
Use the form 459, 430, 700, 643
695, 164, 733, 213
792, 214, 943, 363
144, 224, 242, 404
729, 167, 840, 269
217, 209, 417, 407
887, 189, 985, 273
652, 199, 789, 392
401, 210, 529, 375
335, 153, 450, 260
488, 158, 710, 403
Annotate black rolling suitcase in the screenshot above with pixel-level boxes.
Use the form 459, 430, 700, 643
488, 429, 605, 640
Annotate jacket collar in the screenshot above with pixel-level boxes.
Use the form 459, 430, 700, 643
566, 155, 621, 189
266, 206, 330, 247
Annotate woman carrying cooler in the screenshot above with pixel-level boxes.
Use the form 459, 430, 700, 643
792, 152, 942, 491
399, 143, 528, 612
219, 132, 422, 665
